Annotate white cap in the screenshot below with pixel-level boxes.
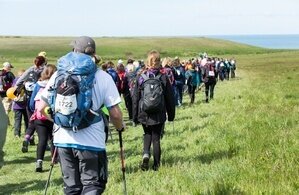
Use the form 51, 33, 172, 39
133, 61, 139, 67
118, 59, 123, 64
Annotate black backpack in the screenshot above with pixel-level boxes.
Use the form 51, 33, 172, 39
0, 70, 9, 92
140, 73, 165, 114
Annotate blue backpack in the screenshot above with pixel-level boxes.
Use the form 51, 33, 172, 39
48, 52, 101, 131
107, 68, 119, 85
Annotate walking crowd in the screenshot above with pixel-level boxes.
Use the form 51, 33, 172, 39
0, 36, 237, 194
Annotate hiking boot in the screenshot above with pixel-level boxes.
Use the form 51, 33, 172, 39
36, 160, 43, 172
152, 164, 160, 171
205, 98, 209, 103
29, 138, 35, 146
21, 140, 29, 153
140, 154, 150, 171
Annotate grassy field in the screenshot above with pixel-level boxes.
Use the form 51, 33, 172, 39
0, 37, 298, 194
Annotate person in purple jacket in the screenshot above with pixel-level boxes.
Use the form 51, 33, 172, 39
12, 69, 28, 138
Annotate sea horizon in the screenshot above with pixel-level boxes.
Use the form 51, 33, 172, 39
206, 34, 299, 49
1, 34, 299, 49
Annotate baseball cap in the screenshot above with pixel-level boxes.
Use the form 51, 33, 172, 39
3, 62, 13, 68
118, 59, 123, 64
70, 36, 96, 54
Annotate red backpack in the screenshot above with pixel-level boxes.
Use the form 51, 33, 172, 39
117, 71, 126, 93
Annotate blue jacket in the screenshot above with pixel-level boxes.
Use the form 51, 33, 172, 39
174, 65, 185, 86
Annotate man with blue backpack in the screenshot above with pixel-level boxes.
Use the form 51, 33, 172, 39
38, 36, 124, 194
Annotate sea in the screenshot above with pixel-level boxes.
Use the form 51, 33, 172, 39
206, 34, 299, 49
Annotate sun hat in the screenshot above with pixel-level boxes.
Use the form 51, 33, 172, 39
70, 36, 96, 54
38, 51, 47, 58
3, 62, 13, 68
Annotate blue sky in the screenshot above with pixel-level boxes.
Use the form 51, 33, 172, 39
0, 0, 298, 37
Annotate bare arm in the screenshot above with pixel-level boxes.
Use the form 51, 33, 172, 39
108, 104, 124, 131
37, 98, 53, 122
15, 67, 33, 86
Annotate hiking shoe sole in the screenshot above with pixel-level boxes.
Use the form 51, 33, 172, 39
141, 156, 149, 171
21, 141, 29, 153
29, 139, 35, 146
36, 160, 43, 172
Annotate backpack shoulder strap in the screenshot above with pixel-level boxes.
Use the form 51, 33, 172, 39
155, 73, 163, 80
141, 73, 149, 82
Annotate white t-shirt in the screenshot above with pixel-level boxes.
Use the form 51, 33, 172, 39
41, 69, 121, 151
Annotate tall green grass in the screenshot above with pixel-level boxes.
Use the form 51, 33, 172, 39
0, 37, 298, 194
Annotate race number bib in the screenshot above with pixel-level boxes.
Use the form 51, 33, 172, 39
55, 94, 77, 115
208, 71, 215, 77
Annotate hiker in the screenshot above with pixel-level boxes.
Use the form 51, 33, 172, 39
106, 61, 119, 87
16, 56, 46, 152
12, 69, 29, 138
218, 59, 225, 81
132, 50, 175, 171
0, 62, 16, 125
29, 64, 56, 172
185, 62, 200, 104
184, 59, 193, 71
202, 59, 217, 103
161, 57, 177, 104
38, 36, 124, 194
117, 60, 126, 95
173, 58, 185, 106
0, 98, 8, 169
123, 60, 136, 122
230, 58, 236, 78
224, 59, 230, 80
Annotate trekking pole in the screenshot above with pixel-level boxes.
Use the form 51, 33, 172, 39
44, 147, 57, 195
118, 131, 127, 195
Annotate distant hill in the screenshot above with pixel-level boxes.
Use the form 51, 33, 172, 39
0, 36, 288, 66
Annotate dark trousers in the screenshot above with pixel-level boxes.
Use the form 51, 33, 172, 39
14, 109, 28, 137
226, 69, 230, 80
124, 92, 133, 120
188, 85, 197, 104
205, 80, 216, 99
231, 69, 235, 78
35, 120, 53, 160
142, 123, 163, 167
175, 84, 184, 105
58, 148, 108, 195
25, 107, 35, 139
